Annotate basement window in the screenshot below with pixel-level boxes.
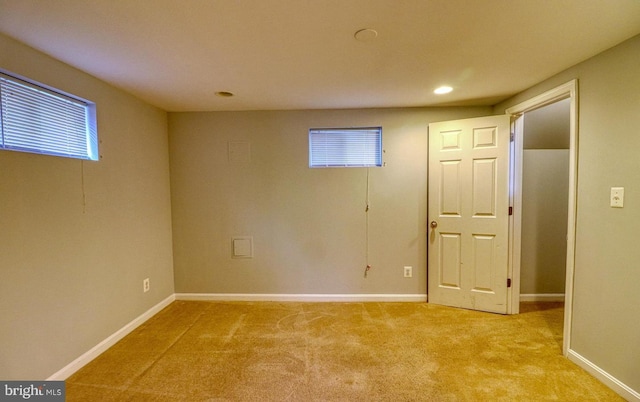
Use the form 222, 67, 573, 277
309, 127, 382, 168
0, 70, 98, 161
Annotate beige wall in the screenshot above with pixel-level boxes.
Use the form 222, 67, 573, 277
0, 34, 175, 379
523, 99, 571, 149
520, 150, 569, 294
519, 100, 570, 295
169, 107, 491, 295
495, 34, 640, 393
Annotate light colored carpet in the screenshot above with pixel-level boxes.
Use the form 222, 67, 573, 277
66, 301, 623, 401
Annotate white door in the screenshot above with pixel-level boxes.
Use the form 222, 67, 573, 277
428, 115, 511, 314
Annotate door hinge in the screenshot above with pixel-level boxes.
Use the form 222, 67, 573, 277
510, 132, 514, 142
507, 278, 512, 288
509, 206, 513, 215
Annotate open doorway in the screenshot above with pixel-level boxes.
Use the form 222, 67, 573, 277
506, 80, 578, 356
518, 99, 570, 350
425, 81, 578, 353
519, 99, 570, 303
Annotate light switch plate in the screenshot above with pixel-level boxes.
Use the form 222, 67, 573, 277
610, 187, 624, 208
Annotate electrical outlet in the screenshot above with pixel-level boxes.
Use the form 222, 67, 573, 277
404, 266, 412, 278
143, 278, 150, 293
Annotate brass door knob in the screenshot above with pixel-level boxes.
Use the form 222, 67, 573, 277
430, 221, 438, 229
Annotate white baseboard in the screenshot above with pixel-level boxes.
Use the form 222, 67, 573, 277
175, 293, 428, 302
46, 292, 423, 380
568, 349, 639, 401
47, 294, 175, 381
519, 293, 565, 302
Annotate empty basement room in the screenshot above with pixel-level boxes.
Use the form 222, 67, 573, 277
1, 1, 639, 401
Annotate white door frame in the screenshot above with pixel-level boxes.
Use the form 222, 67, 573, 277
505, 80, 578, 356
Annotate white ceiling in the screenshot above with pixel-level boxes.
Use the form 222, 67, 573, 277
1, 0, 639, 112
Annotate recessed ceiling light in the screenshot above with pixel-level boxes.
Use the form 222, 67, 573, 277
434, 86, 453, 95
215, 91, 234, 97
354, 28, 378, 42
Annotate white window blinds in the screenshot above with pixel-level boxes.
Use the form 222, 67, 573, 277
309, 127, 382, 168
0, 71, 98, 161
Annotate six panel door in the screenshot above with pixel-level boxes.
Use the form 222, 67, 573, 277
428, 115, 511, 314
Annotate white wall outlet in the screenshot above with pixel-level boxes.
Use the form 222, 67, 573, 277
404, 266, 412, 278
610, 187, 624, 208
143, 278, 150, 293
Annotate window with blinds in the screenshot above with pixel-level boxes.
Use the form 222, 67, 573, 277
309, 127, 382, 168
0, 71, 98, 161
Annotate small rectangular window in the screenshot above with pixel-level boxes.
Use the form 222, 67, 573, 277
309, 127, 382, 168
0, 70, 98, 161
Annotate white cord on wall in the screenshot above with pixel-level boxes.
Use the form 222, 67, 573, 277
364, 167, 371, 277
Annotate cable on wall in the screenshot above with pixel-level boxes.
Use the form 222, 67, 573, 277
364, 167, 371, 278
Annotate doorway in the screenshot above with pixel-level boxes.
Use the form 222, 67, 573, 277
506, 80, 578, 356
427, 115, 511, 314
520, 98, 570, 302
426, 80, 578, 355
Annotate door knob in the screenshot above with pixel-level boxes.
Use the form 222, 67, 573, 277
430, 221, 438, 229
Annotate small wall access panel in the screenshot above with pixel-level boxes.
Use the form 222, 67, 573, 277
232, 236, 253, 258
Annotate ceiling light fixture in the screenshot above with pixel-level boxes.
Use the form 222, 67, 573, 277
434, 86, 453, 95
215, 91, 234, 97
354, 28, 378, 42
